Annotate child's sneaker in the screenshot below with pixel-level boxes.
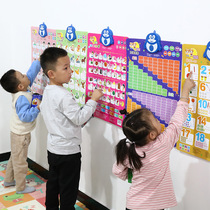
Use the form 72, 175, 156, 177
4, 181, 16, 187
16, 186, 36, 194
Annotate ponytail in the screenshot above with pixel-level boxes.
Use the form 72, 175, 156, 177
116, 108, 155, 170
115, 138, 146, 171
127, 143, 145, 170
115, 138, 128, 165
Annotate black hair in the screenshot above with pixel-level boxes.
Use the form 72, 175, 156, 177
115, 108, 156, 171
0, 69, 20, 93
120, 108, 129, 116
40, 47, 68, 77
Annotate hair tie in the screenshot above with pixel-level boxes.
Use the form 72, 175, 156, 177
126, 138, 135, 145
120, 109, 130, 116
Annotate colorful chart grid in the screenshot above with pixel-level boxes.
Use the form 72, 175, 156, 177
56, 30, 88, 106
176, 44, 210, 161
86, 33, 127, 127
128, 90, 177, 125
31, 27, 88, 107
126, 38, 182, 127
31, 27, 55, 95
138, 56, 180, 93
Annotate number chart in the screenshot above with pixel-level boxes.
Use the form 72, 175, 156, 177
176, 44, 210, 161
85, 33, 127, 127
126, 38, 182, 130
31, 27, 55, 94
56, 30, 88, 106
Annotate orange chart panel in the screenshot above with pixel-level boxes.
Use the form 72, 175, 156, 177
176, 44, 210, 161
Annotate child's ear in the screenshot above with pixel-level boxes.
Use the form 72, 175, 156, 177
149, 131, 157, 140
47, 70, 55, 79
17, 83, 24, 91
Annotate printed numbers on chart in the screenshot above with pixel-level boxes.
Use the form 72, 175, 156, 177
198, 99, 210, 117
200, 83, 206, 91
187, 113, 191, 121
181, 128, 190, 138
195, 132, 209, 150
197, 116, 207, 126
185, 63, 198, 80
199, 82, 210, 100
183, 113, 195, 130
198, 99, 208, 109
201, 65, 207, 75
196, 132, 205, 142
200, 65, 210, 82
196, 115, 209, 133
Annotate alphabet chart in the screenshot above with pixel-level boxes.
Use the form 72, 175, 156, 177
126, 38, 182, 130
31, 27, 55, 94
56, 30, 88, 106
85, 33, 127, 127
176, 44, 210, 161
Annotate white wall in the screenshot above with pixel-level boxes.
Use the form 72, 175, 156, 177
1, 0, 210, 209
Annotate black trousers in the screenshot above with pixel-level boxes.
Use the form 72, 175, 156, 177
46, 151, 81, 210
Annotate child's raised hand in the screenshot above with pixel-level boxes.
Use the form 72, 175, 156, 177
91, 88, 104, 102
181, 72, 196, 102
36, 99, 41, 110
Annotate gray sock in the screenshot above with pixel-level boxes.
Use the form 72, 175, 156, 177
4, 181, 16, 187
16, 186, 36, 194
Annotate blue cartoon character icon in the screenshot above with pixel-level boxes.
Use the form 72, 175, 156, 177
144, 30, 162, 53
39, 22, 47, 38
100, 27, 114, 47
65, 25, 76, 41
203, 41, 210, 61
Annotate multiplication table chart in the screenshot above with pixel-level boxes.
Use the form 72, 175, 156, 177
85, 33, 127, 127
177, 44, 210, 161
126, 38, 182, 130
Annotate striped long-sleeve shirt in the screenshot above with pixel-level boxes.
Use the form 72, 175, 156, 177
113, 101, 188, 210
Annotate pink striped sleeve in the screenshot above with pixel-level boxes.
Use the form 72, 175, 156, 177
112, 162, 128, 181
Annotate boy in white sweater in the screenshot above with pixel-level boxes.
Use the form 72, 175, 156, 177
40, 47, 103, 210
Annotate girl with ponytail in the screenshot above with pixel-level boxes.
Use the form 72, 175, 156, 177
113, 72, 195, 210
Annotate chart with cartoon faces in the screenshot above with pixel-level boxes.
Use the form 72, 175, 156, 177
31, 27, 55, 94
177, 44, 210, 161
86, 33, 127, 127
56, 30, 88, 106
126, 38, 182, 132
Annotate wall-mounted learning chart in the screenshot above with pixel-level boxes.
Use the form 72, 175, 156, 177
31, 27, 55, 94
56, 30, 88, 106
85, 33, 127, 127
126, 39, 182, 130
176, 44, 210, 161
